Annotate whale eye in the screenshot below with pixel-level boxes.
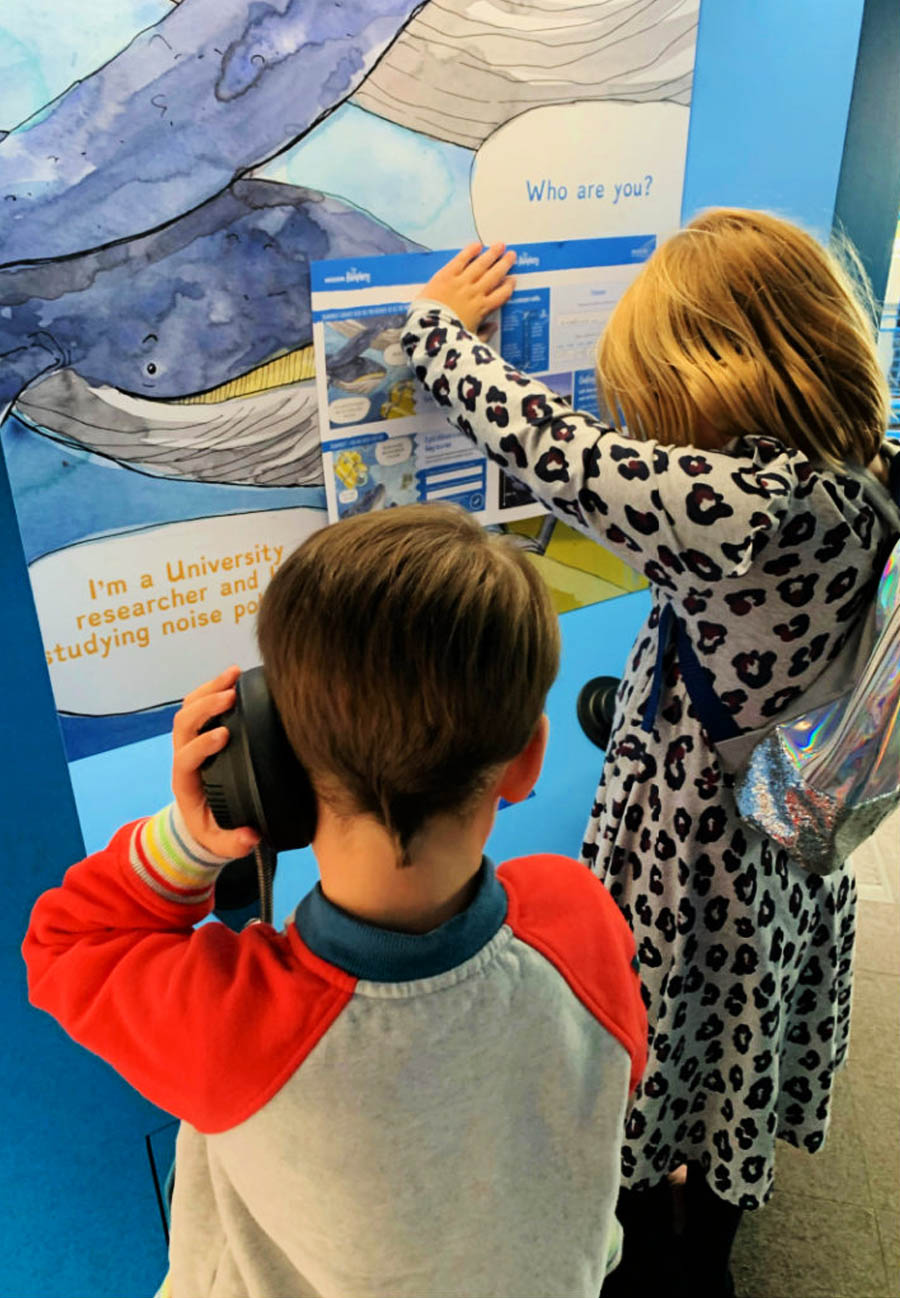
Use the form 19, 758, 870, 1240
146, 362, 157, 375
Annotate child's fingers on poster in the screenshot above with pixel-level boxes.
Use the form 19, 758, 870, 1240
425, 242, 495, 293
423, 261, 473, 304
477, 248, 516, 291
467, 243, 513, 288
483, 278, 516, 314
462, 245, 485, 271
454, 242, 485, 273
423, 245, 482, 298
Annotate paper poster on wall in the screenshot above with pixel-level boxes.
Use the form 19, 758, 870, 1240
0, 0, 698, 758
311, 237, 654, 524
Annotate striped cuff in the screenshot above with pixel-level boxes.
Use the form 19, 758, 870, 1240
130, 804, 232, 905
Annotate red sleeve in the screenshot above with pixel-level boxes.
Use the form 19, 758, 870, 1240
498, 854, 648, 1092
22, 821, 355, 1133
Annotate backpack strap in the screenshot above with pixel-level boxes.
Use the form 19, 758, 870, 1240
642, 602, 741, 743
640, 603, 674, 737
641, 450, 900, 744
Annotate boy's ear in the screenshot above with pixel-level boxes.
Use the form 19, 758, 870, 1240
496, 715, 549, 805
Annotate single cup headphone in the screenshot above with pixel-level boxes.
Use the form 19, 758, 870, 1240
200, 666, 317, 920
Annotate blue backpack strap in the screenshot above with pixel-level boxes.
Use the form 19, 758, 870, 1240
643, 455, 898, 743
642, 602, 740, 743
673, 618, 741, 743
641, 603, 674, 735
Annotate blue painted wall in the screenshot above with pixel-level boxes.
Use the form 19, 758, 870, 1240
833, 0, 900, 306
0, 453, 84, 911
683, 0, 866, 236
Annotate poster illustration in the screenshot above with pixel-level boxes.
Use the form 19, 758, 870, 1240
311, 237, 655, 523
0, 0, 700, 756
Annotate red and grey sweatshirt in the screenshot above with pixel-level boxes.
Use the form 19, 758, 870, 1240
23, 804, 647, 1298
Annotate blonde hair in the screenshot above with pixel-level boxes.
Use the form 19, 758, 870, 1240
597, 208, 890, 468
257, 503, 559, 865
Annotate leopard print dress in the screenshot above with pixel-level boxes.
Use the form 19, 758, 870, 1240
402, 300, 899, 1209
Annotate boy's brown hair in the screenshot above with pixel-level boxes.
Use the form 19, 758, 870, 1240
257, 503, 559, 864
597, 208, 890, 469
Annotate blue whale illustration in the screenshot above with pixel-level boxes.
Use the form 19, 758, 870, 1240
0, 179, 421, 422
0, 0, 424, 268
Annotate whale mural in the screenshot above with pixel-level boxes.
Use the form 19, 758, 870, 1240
0, 180, 419, 415
2, 0, 698, 486
1, 0, 697, 754
0, 0, 426, 267
1, 179, 419, 490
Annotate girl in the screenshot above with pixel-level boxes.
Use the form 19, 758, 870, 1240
400, 210, 899, 1297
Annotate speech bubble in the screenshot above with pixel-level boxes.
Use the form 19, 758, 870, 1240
329, 396, 371, 424
30, 508, 325, 716
375, 437, 413, 466
472, 101, 689, 243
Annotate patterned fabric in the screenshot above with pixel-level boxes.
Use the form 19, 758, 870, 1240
403, 299, 900, 1209
131, 804, 229, 905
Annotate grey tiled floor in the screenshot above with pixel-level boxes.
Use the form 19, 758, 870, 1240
732, 809, 900, 1298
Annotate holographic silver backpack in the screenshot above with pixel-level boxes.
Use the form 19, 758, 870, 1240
645, 456, 900, 875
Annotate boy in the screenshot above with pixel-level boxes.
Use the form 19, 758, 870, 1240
23, 503, 646, 1298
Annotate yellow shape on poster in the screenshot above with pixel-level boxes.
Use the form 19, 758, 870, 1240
545, 523, 647, 592
524, 553, 626, 615
504, 518, 647, 612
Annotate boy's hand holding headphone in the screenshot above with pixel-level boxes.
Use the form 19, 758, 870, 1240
421, 242, 517, 332
171, 666, 261, 860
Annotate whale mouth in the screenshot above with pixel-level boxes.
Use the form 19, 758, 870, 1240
16, 343, 325, 488
171, 342, 317, 405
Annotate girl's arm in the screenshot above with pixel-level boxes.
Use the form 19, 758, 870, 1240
402, 246, 799, 590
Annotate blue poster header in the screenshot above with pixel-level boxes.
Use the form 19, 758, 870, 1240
310, 235, 656, 295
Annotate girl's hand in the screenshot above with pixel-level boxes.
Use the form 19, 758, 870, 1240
171, 666, 260, 860
420, 242, 517, 332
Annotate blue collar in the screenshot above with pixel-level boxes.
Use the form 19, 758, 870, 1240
293, 858, 507, 982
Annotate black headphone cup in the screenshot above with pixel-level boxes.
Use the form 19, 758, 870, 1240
240, 672, 317, 853
200, 708, 264, 834
200, 666, 317, 854
203, 777, 237, 830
